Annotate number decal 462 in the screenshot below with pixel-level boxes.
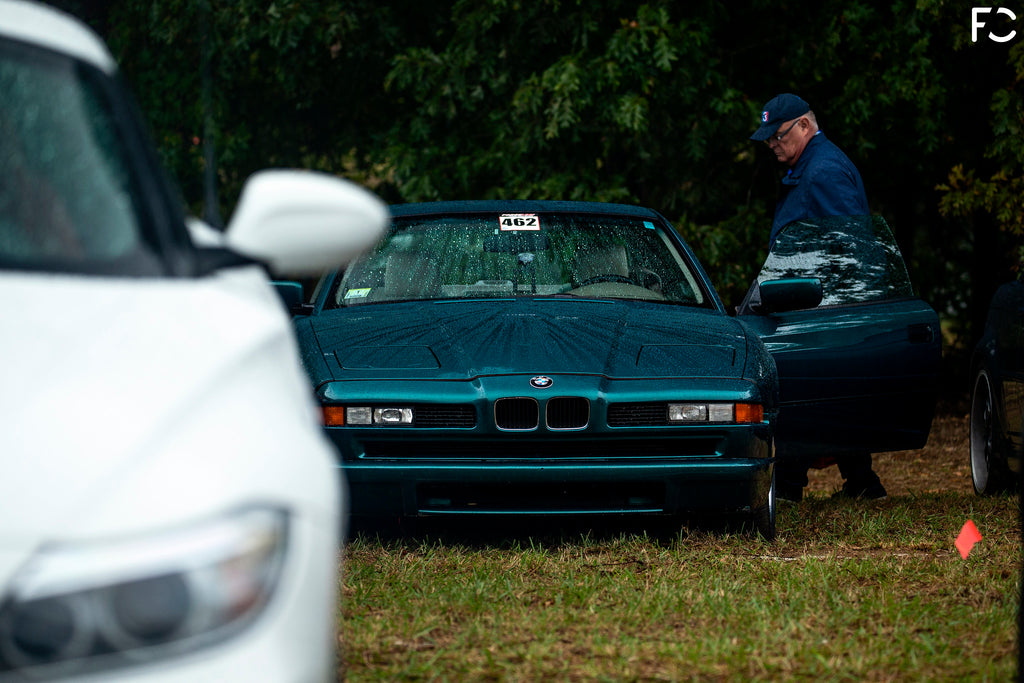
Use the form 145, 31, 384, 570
499, 214, 540, 231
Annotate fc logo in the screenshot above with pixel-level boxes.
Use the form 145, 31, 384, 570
972, 7, 1018, 43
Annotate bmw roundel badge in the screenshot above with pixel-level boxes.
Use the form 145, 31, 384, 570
530, 376, 553, 389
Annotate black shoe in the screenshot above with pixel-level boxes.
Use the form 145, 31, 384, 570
833, 480, 887, 500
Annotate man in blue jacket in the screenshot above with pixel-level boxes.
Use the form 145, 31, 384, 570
751, 93, 869, 246
750, 93, 885, 502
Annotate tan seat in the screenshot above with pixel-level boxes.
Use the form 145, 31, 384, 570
384, 252, 440, 299
573, 245, 629, 284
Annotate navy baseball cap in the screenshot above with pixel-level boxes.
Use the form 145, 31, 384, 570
749, 93, 810, 141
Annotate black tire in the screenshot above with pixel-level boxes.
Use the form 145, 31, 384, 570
751, 466, 777, 541
970, 369, 1014, 495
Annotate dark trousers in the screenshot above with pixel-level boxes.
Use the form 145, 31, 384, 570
777, 452, 882, 493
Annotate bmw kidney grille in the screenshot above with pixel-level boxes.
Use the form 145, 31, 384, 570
494, 397, 590, 431
494, 397, 539, 430
546, 397, 590, 430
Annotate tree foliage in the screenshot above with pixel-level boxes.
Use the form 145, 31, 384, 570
55, 0, 1024, 376
938, 40, 1024, 246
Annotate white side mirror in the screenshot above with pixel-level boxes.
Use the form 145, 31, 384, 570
185, 216, 226, 247
225, 170, 388, 275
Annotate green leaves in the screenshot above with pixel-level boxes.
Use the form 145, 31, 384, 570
539, 56, 583, 139
378, 2, 740, 209
77, 0, 1021, 351
937, 34, 1024, 269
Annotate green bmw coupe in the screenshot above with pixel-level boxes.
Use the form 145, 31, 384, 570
287, 201, 940, 539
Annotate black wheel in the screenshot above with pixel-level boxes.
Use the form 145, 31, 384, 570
970, 369, 1013, 495
751, 466, 777, 540
578, 274, 639, 287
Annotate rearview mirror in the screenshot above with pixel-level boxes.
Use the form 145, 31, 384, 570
225, 170, 388, 276
757, 278, 823, 314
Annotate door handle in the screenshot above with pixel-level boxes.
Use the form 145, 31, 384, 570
907, 323, 934, 344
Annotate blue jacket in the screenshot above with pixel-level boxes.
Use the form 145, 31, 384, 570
770, 132, 869, 246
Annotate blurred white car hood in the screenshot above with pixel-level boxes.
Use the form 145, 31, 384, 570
0, 268, 332, 577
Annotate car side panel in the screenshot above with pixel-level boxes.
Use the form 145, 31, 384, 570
739, 297, 940, 455
992, 281, 1024, 459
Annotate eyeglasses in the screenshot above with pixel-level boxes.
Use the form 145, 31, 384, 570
767, 118, 801, 144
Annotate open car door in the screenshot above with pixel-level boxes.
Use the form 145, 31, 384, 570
737, 216, 941, 457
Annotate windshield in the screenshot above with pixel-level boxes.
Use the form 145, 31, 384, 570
0, 39, 161, 274
325, 211, 711, 308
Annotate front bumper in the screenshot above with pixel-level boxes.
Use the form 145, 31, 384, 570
332, 425, 773, 518
344, 458, 773, 518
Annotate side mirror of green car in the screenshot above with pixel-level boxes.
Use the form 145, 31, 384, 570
757, 278, 823, 314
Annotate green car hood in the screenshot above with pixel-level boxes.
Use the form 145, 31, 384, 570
307, 299, 749, 381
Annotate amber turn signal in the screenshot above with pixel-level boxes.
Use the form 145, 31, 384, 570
322, 406, 345, 426
734, 403, 763, 424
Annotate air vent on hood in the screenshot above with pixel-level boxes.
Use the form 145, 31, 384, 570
336, 345, 440, 369
635, 344, 736, 374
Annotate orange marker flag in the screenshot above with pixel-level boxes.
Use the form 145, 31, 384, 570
956, 520, 983, 559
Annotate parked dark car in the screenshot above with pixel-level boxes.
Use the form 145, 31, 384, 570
285, 203, 940, 539
970, 276, 1024, 494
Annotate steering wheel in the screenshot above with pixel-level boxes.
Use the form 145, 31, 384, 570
578, 274, 639, 287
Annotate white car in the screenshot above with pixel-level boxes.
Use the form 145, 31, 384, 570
0, 2, 387, 681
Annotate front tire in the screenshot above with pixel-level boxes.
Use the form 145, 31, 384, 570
970, 369, 1013, 495
751, 466, 777, 540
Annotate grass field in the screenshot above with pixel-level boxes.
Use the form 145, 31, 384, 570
337, 414, 1021, 681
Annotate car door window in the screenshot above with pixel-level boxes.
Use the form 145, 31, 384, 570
754, 215, 914, 306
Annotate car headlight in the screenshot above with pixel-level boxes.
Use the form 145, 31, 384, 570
0, 507, 288, 679
667, 402, 763, 424
322, 405, 414, 426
